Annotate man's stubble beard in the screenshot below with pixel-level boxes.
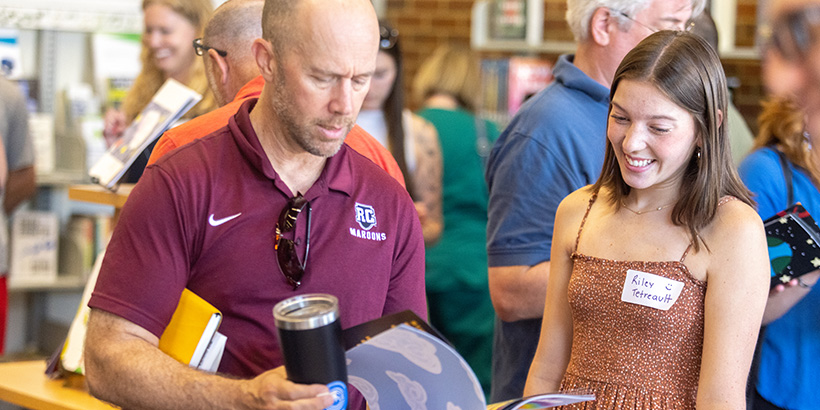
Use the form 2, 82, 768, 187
271, 73, 354, 158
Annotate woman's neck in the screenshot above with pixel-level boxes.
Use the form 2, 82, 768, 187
424, 93, 460, 110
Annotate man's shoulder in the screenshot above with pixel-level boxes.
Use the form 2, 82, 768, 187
516, 80, 602, 127
151, 125, 235, 173
164, 98, 245, 143
150, 98, 250, 165
340, 144, 407, 195
344, 125, 406, 187
500, 85, 604, 150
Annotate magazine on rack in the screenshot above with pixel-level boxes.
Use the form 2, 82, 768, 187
88, 78, 201, 190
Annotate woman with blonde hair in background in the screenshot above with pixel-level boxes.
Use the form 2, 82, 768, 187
413, 43, 500, 398
103, 0, 216, 181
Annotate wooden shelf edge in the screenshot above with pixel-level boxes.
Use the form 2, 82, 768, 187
67, 184, 134, 209
8, 276, 88, 292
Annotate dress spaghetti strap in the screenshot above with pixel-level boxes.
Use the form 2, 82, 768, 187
574, 192, 598, 254
679, 244, 693, 263
679, 196, 738, 262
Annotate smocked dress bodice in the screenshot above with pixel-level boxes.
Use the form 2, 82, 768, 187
556, 194, 718, 409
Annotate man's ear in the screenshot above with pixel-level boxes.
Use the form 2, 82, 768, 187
252, 38, 276, 82
207, 49, 230, 86
590, 7, 613, 46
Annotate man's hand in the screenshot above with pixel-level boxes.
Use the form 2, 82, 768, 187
244, 369, 334, 409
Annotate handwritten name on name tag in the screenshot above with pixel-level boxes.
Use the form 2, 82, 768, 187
621, 269, 684, 311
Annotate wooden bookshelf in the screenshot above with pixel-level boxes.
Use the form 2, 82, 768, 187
67, 184, 134, 226
67, 184, 133, 209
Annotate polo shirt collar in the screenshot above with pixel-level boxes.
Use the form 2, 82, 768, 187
228, 98, 355, 198
554, 54, 610, 103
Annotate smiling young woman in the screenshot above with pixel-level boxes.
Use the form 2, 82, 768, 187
524, 31, 770, 410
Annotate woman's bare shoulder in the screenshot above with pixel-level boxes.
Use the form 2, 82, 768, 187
555, 186, 599, 230
710, 198, 764, 235
703, 198, 766, 256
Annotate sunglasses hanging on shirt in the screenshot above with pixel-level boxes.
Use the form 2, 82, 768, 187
274, 194, 311, 290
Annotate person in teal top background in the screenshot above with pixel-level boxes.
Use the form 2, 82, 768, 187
413, 44, 499, 398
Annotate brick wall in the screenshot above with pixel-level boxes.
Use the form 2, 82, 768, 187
386, 0, 764, 134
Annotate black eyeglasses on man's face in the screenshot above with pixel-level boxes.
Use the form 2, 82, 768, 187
193, 38, 228, 57
275, 195, 311, 290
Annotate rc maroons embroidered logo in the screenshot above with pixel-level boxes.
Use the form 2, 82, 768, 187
355, 203, 377, 230
350, 202, 387, 241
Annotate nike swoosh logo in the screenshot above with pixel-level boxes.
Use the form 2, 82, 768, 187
209, 213, 242, 227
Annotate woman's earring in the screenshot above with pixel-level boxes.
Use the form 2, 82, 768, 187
696, 147, 702, 160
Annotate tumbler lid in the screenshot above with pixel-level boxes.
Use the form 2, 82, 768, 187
273, 293, 340, 330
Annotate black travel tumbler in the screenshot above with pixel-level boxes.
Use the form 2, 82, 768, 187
273, 293, 348, 410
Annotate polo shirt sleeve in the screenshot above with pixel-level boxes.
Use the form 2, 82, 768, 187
383, 193, 427, 320
486, 130, 582, 267
88, 165, 196, 338
738, 148, 788, 219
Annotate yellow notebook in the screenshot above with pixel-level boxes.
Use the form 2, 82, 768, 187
158, 288, 223, 367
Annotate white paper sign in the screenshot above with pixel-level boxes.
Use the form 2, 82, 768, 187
621, 269, 684, 311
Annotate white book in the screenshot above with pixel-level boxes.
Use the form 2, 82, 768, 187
8, 211, 59, 286
197, 331, 227, 373
59, 250, 106, 374
89, 78, 201, 190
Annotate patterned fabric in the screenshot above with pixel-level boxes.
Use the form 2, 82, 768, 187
557, 193, 711, 409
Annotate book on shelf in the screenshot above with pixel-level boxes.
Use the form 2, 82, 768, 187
763, 203, 820, 288
481, 58, 509, 115
344, 310, 594, 409
88, 78, 201, 191
58, 214, 111, 281
8, 210, 59, 286
490, 0, 527, 40
507, 56, 553, 116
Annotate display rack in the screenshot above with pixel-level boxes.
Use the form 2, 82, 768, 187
0, 2, 141, 34
470, 0, 760, 60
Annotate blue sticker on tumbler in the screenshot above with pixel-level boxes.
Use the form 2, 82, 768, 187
324, 380, 347, 410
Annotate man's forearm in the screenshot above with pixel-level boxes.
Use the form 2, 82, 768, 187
85, 315, 245, 409
84, 309, 331, 410
488, 261, 550, 322
4, 166, 35, 214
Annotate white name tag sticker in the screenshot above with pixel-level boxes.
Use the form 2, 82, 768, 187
621, 269, 684, 311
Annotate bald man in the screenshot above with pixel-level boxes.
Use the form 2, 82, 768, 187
82, 1, 426, 409
147, 0, 405, 187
